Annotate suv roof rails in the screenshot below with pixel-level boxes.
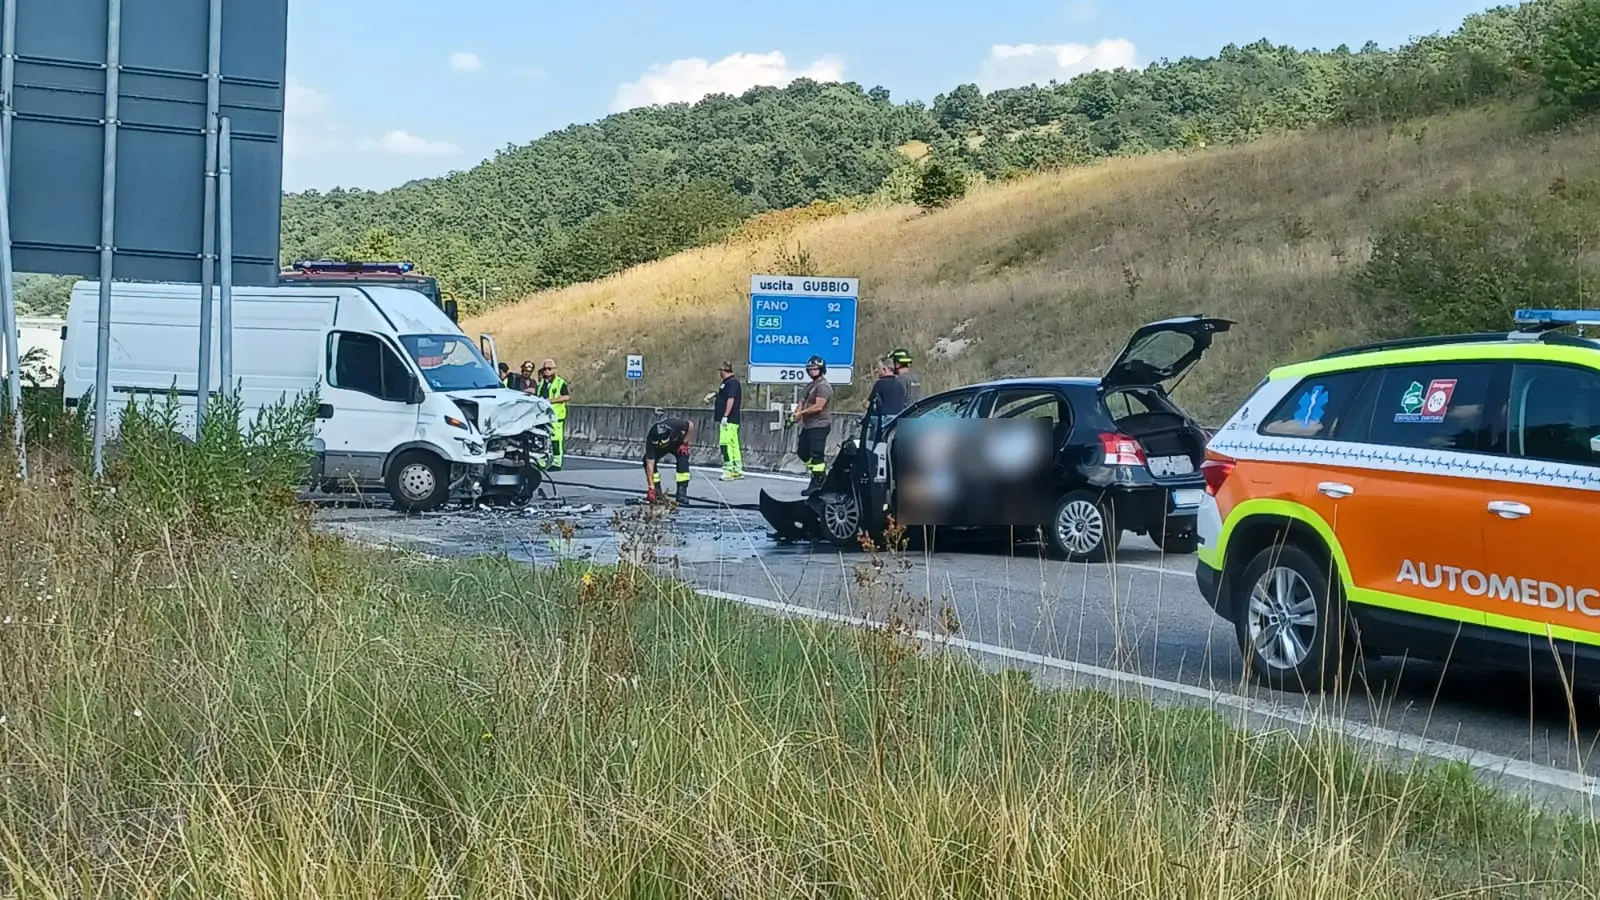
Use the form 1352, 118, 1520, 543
1313, 332, 1507, 361
1314, 317, 1600, 363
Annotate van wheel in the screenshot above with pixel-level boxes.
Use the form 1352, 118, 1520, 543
387, 450, 449, 514
1233, 542, 1354, 695
1048, 490, 1118, 563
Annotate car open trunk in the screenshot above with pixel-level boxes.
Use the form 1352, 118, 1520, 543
1101, 386, 1208, 479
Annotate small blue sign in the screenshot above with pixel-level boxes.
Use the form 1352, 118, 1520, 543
747, 274, 858, 385
625, 354, 643, 380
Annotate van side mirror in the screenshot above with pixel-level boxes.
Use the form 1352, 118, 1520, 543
443, 299, 459, 322
409, 377, 426, 405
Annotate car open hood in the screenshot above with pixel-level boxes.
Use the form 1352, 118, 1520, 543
1101, 315, 1235, 390
446, 388, 554, 437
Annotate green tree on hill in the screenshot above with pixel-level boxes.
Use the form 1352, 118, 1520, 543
912, 161, 969, 210
1535, 0, 1600, 118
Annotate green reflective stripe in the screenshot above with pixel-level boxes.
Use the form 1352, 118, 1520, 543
1267, 340, 1600, 382
1214, 501, 1600, 648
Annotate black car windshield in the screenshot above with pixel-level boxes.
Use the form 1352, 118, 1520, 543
399, 334, 501, 391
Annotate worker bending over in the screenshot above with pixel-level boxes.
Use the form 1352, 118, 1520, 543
643, 413, 695, 504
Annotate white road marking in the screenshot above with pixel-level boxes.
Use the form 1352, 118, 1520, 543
699, 587, 1600, 809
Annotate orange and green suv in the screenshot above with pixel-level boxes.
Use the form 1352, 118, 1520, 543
1195, 310, 1600, 695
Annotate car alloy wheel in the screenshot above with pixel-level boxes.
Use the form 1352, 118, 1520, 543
1245, 565, 1319, 671
818, 492, 860, 544
1056, 498, 1105, 556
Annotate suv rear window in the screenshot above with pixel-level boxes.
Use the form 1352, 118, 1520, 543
1257, 369, 1371, 440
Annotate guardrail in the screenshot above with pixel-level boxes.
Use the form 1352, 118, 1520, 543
563, 404, 1222, 475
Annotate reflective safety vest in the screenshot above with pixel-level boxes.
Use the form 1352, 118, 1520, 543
536, 375, 569, 420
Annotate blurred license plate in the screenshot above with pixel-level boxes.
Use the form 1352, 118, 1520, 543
1148, 455, 1195, 477
1171, 489, 1204, 508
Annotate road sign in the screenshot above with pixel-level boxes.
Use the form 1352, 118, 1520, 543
6, 0, 288, 285
747, 274, 857, 385
625, 353, 643, 379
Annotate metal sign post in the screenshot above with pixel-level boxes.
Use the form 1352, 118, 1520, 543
90, 0, 123, 477
625, 353, 643, 406
218, 115, 233, 397
196, 0, 223, 427
0, 116, 22, 478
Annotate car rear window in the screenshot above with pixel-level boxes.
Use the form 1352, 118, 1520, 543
1102, 386, 1184, 423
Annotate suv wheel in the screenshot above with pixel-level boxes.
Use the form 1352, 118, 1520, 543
1049, 490, 1119, 563
387, 450, 450, 514
1233, 542, 1354, 694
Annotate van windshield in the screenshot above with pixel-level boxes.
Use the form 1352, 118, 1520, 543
399, 334, 501, 392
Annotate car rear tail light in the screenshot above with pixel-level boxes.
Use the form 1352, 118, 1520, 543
1099, 432, 1147, 467
1201, 457, 1236, 496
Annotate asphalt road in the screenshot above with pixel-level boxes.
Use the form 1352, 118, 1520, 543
313, 457, 1600, 784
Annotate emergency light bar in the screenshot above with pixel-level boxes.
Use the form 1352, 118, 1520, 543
286, 259, 417, 275
1513, 308, 1600, 327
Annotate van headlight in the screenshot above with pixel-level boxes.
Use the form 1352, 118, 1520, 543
445, 415, 471, 431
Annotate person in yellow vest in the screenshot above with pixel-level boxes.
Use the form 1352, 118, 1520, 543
534, 357, 570, 470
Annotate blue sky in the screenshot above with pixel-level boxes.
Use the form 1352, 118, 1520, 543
283, 0, 1498, 194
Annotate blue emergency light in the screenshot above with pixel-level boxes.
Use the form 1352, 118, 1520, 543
1513, 308, 1600, 327
288, 259, 416, 275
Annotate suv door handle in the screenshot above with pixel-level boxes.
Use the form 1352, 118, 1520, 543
1317, 481, 1354, 498
1487, 500, 1531, 520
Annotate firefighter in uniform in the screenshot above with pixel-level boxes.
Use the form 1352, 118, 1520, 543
787, 354, 834, 496
890, 348, 920, 405
643, 413, 695, 503
534, 358, 570, 470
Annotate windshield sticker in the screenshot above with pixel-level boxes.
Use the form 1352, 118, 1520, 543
1293, 386, 1329, 427
1395, 378, 1456, 424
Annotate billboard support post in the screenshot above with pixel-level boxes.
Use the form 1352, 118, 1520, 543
0, 102, 22, 479
196, 0, 223, 427
1, 0, 24, 479
218, 115, 233, 396
91, 0, 123, 478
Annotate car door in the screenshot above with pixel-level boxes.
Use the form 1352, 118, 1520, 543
1480, 359, 1600, 644
320, 330, 424, 485
886, 388, 981, 526
1303, 359, 1500, 629
970, 386, 1069, 528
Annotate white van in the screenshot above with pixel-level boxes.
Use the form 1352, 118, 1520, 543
60, 280, 554, 512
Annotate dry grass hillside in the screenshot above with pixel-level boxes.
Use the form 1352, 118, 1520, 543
467, 105, 1600, 423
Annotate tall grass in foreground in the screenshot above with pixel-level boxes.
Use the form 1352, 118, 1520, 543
1, 401, 1597, 897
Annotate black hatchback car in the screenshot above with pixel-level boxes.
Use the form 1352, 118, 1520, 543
758, 315, 1233, 561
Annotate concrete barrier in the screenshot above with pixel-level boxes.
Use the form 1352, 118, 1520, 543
563, 404, 864, 475
563, 405, 1223, 475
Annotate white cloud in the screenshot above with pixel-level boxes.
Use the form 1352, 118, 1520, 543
363, 130, 463, 157
977, 38, 1136, 91
611, 50, 845, 112
449, 51, 484, 73
282, 77, 465, 190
